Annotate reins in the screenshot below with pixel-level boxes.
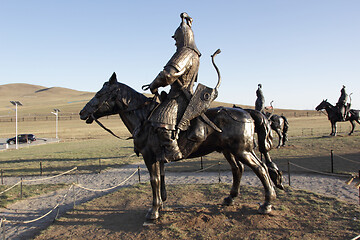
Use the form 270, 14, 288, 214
320, 110, 328, 117
92, 114, 131, 140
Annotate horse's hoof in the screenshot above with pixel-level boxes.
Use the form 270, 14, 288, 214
146, 208, 159, 220
267, 166, 284, 190
258, 204, 272, 214
275, 182, 285, 190
222, 197, 234, 206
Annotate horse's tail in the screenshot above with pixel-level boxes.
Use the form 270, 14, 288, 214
281, 116, 289, 141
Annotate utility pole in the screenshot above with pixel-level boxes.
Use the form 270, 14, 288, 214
51, 109, 60, 139
10, 101, 23, 150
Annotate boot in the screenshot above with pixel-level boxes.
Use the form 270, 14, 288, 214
157, 128, 182, 162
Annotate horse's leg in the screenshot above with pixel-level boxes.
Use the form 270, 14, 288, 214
275, 129, 282, 148
281, 118, 289, 146
281, 127, 287, 146
160, 160, 167, 202
222, 151, 244, 206
145, 159, 162, 220
261, 151, 284, 190
348, 120, 355, 135
235, 151, 276, 214
331, 121, 336, 136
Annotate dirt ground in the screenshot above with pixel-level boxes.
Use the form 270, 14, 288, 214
34, 183, 360, 240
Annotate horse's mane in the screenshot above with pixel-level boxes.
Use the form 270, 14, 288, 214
323, 100, 336, 109
117, 82, 151, 110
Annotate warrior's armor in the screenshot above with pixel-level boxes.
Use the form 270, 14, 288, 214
336, 85, 349, 121
255, 84, 266, 114
148, 13, 201, 162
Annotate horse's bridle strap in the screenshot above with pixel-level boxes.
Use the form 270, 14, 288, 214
92, 114, 132, 140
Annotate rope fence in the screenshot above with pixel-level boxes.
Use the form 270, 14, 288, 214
22, 167, 77, 183
0, 159, 223, 237
0, 148, 358, 238
289, 162, 352, 178
74, 169, 138, 192
0, 166, 139, 239
332, 153, 360, 165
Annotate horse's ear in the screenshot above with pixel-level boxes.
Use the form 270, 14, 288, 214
109, 72, 118, 85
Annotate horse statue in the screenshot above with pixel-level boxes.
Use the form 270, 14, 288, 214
80, 69, 283, 220
264, 101, 289, 148
234, 102, 289, 148
316, 99, 360, 136
267, 113, 289, 148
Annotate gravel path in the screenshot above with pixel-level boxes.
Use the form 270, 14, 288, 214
0, 162, 358, 239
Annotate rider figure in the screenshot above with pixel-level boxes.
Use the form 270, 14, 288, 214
336, 85, 349, 121
255, 84, 266, 114
147, 13, 201, 163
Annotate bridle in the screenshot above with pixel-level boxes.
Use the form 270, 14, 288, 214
91, 113, 128, 140
89, 85, 153, 140
90, 86, 131, 140
317, 101, 330, 117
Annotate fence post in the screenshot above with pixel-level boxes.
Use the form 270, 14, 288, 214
287, 160, 291, 186
330, 150, 334, 173
1, 170, 3, 185
138, 166, 141, 183
20, 178, 23, 199
40, 162, 43, 176
98, 159, 101, 173
218, 161, 221, 183
200, 157, 203, 170
76, 170, 79, 184
2, 218, 5, 240
73, 184, 76, 210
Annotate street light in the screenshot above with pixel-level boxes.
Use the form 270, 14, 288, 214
10, 101, 23, 150
51, 109, 60, 139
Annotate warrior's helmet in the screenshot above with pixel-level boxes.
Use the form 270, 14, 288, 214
172, 12, 201, 55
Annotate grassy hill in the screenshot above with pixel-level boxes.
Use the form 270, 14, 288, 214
0, 83, 94, 117
0, 83, 318, 118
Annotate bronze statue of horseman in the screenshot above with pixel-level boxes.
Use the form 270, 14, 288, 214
235, 84, 289, 148
80, 13, 283, 221
316, 86, 360, 136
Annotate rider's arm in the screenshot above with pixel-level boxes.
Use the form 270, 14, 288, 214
149, 66, 178, 94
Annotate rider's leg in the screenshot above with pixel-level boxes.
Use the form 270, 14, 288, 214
157, 128, 182, 162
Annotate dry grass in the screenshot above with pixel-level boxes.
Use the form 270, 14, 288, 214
0, 83, 359, 176
34, 183, 360, 240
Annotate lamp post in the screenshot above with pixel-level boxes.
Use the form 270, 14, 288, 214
10, 101, 23, 150
51, 109, 60, 139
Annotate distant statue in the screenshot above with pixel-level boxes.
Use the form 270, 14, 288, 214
255, 84, 265, 114
253, 85, 289, 148
335, 85, 350, 121
316, 98, 360, 136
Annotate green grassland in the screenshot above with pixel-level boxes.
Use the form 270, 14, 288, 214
0, 83, 359, 177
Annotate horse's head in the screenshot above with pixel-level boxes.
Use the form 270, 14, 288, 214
315, 99, 328, 111
80, 72, 121, 124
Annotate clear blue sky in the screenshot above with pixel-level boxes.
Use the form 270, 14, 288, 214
1, 0, 359, 110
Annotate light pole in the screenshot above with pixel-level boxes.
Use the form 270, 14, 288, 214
10, 101, 23, 150
51, 109, 60, 139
